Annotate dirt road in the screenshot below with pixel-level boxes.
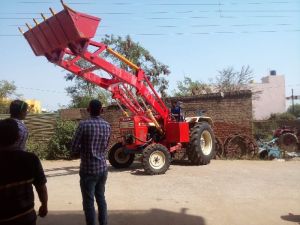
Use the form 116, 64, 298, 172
37, 159, 300, 225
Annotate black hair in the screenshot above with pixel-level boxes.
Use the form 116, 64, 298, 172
9, 100, 28, 118
0, 118, 19, 147
89, 99, 102, 116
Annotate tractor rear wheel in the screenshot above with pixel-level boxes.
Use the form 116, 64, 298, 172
108, 142, 135, 168
142, 143, 171, 175
187, 122, 216, 165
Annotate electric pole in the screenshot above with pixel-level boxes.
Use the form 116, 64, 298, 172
292, 89, 295, 114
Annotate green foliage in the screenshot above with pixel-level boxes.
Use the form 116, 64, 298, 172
269, 112, 296, 121
253, 112, 296, 140
172, 66, 254, 97
287, 104, 300, 118
253, 121, 277, 140
65, 35, 171, 106
65, 60, 112, 108
173, 76, 212, 96
102, 35, 170, 97
26, 138, 49, 160
0, 80, 21, 113
47, 119, 77, 159
26, 119, 78, 160
0, 101, 10, 114
0, 80, 17, 99
67, 92, 110, 108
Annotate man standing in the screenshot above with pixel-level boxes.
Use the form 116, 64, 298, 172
9, 100, 29, 150
71, 100, 111, 225
0, 118, 48, 225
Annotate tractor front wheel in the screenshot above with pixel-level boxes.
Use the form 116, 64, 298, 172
142, 144, 171, 175
108, 142, 135, 169
187, 122, 216, 165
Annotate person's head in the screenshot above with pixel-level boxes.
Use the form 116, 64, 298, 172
9, 100, 28, 120
0, 118, 19, 148
87, 99, 103, 117
176, 101, 183, 107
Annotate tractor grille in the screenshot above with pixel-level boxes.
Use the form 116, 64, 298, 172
120, 121, 134, 129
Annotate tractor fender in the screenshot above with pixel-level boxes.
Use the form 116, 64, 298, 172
185, 116, 213, 126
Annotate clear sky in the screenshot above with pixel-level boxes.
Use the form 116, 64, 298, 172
0, 0, 299, 111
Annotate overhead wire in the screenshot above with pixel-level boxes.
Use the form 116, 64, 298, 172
1, 9, 299, 15
1, 1, 299, 36
17, 86, 67, 94
1, 29, 300, 37
12, 82, 300, 96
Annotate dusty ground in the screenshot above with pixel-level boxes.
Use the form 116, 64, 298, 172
37, 159, 300, 225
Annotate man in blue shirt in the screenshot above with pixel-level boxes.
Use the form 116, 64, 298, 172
171, 101, 184, 122
72, 100, 111, 225
9, 100, 29, 150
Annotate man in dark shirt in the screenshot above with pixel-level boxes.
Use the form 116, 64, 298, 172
171, 101, 184, 122
0, 118, 48, 225
72, 100, 111, 225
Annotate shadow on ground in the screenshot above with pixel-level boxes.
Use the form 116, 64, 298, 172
108, 159, 193, 175
44, 166, 79, 178
281, 213, 300, 224
107, 162, 142, 173
171, 160, 192, 166
44, 163, 149, 177
44, 160, 195, 177
37, 208, 205, 225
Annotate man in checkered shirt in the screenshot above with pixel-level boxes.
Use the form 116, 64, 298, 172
71, 99, 111, 225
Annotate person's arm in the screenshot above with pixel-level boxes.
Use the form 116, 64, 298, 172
32, 154, 48, 217
71, 123, 83, 157
105, 125, 112, 152
35, 184, 48, 217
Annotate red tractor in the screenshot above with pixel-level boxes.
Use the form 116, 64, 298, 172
20, 2, 216, 174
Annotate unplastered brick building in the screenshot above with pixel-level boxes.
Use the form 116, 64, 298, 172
167, 90, 253, 143
60, 90, 254, 147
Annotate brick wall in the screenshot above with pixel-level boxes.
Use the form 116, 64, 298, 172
99, 90, 253, 146
167, 90, 253, 143
101, 105, 123, 147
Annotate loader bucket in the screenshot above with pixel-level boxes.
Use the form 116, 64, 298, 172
23, 5, 100, 62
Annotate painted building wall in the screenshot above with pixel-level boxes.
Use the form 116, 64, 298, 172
0, 98, 41, 114
250, 72, 286, 120
26, 99, 41, 113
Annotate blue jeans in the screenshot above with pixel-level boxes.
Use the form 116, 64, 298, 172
80, 171, 108, 225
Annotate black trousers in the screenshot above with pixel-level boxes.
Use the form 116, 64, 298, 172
0, 210, 36, 225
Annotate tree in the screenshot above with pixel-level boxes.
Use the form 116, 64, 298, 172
65, 58, 112, 108
287, 103, 300, 118
0, 80, 17, 99
173, 65, 253, 97
65, 35, 171, 107
173, 76, 212, 96
102, 35, 170, 97
214, 65, 253, 92
0, 80, 20, 113
65, 75, 112, 108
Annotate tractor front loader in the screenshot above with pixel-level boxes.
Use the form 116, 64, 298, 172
20, 1, 216, 175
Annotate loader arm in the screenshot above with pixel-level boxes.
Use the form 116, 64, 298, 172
21, 3, 170, 129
